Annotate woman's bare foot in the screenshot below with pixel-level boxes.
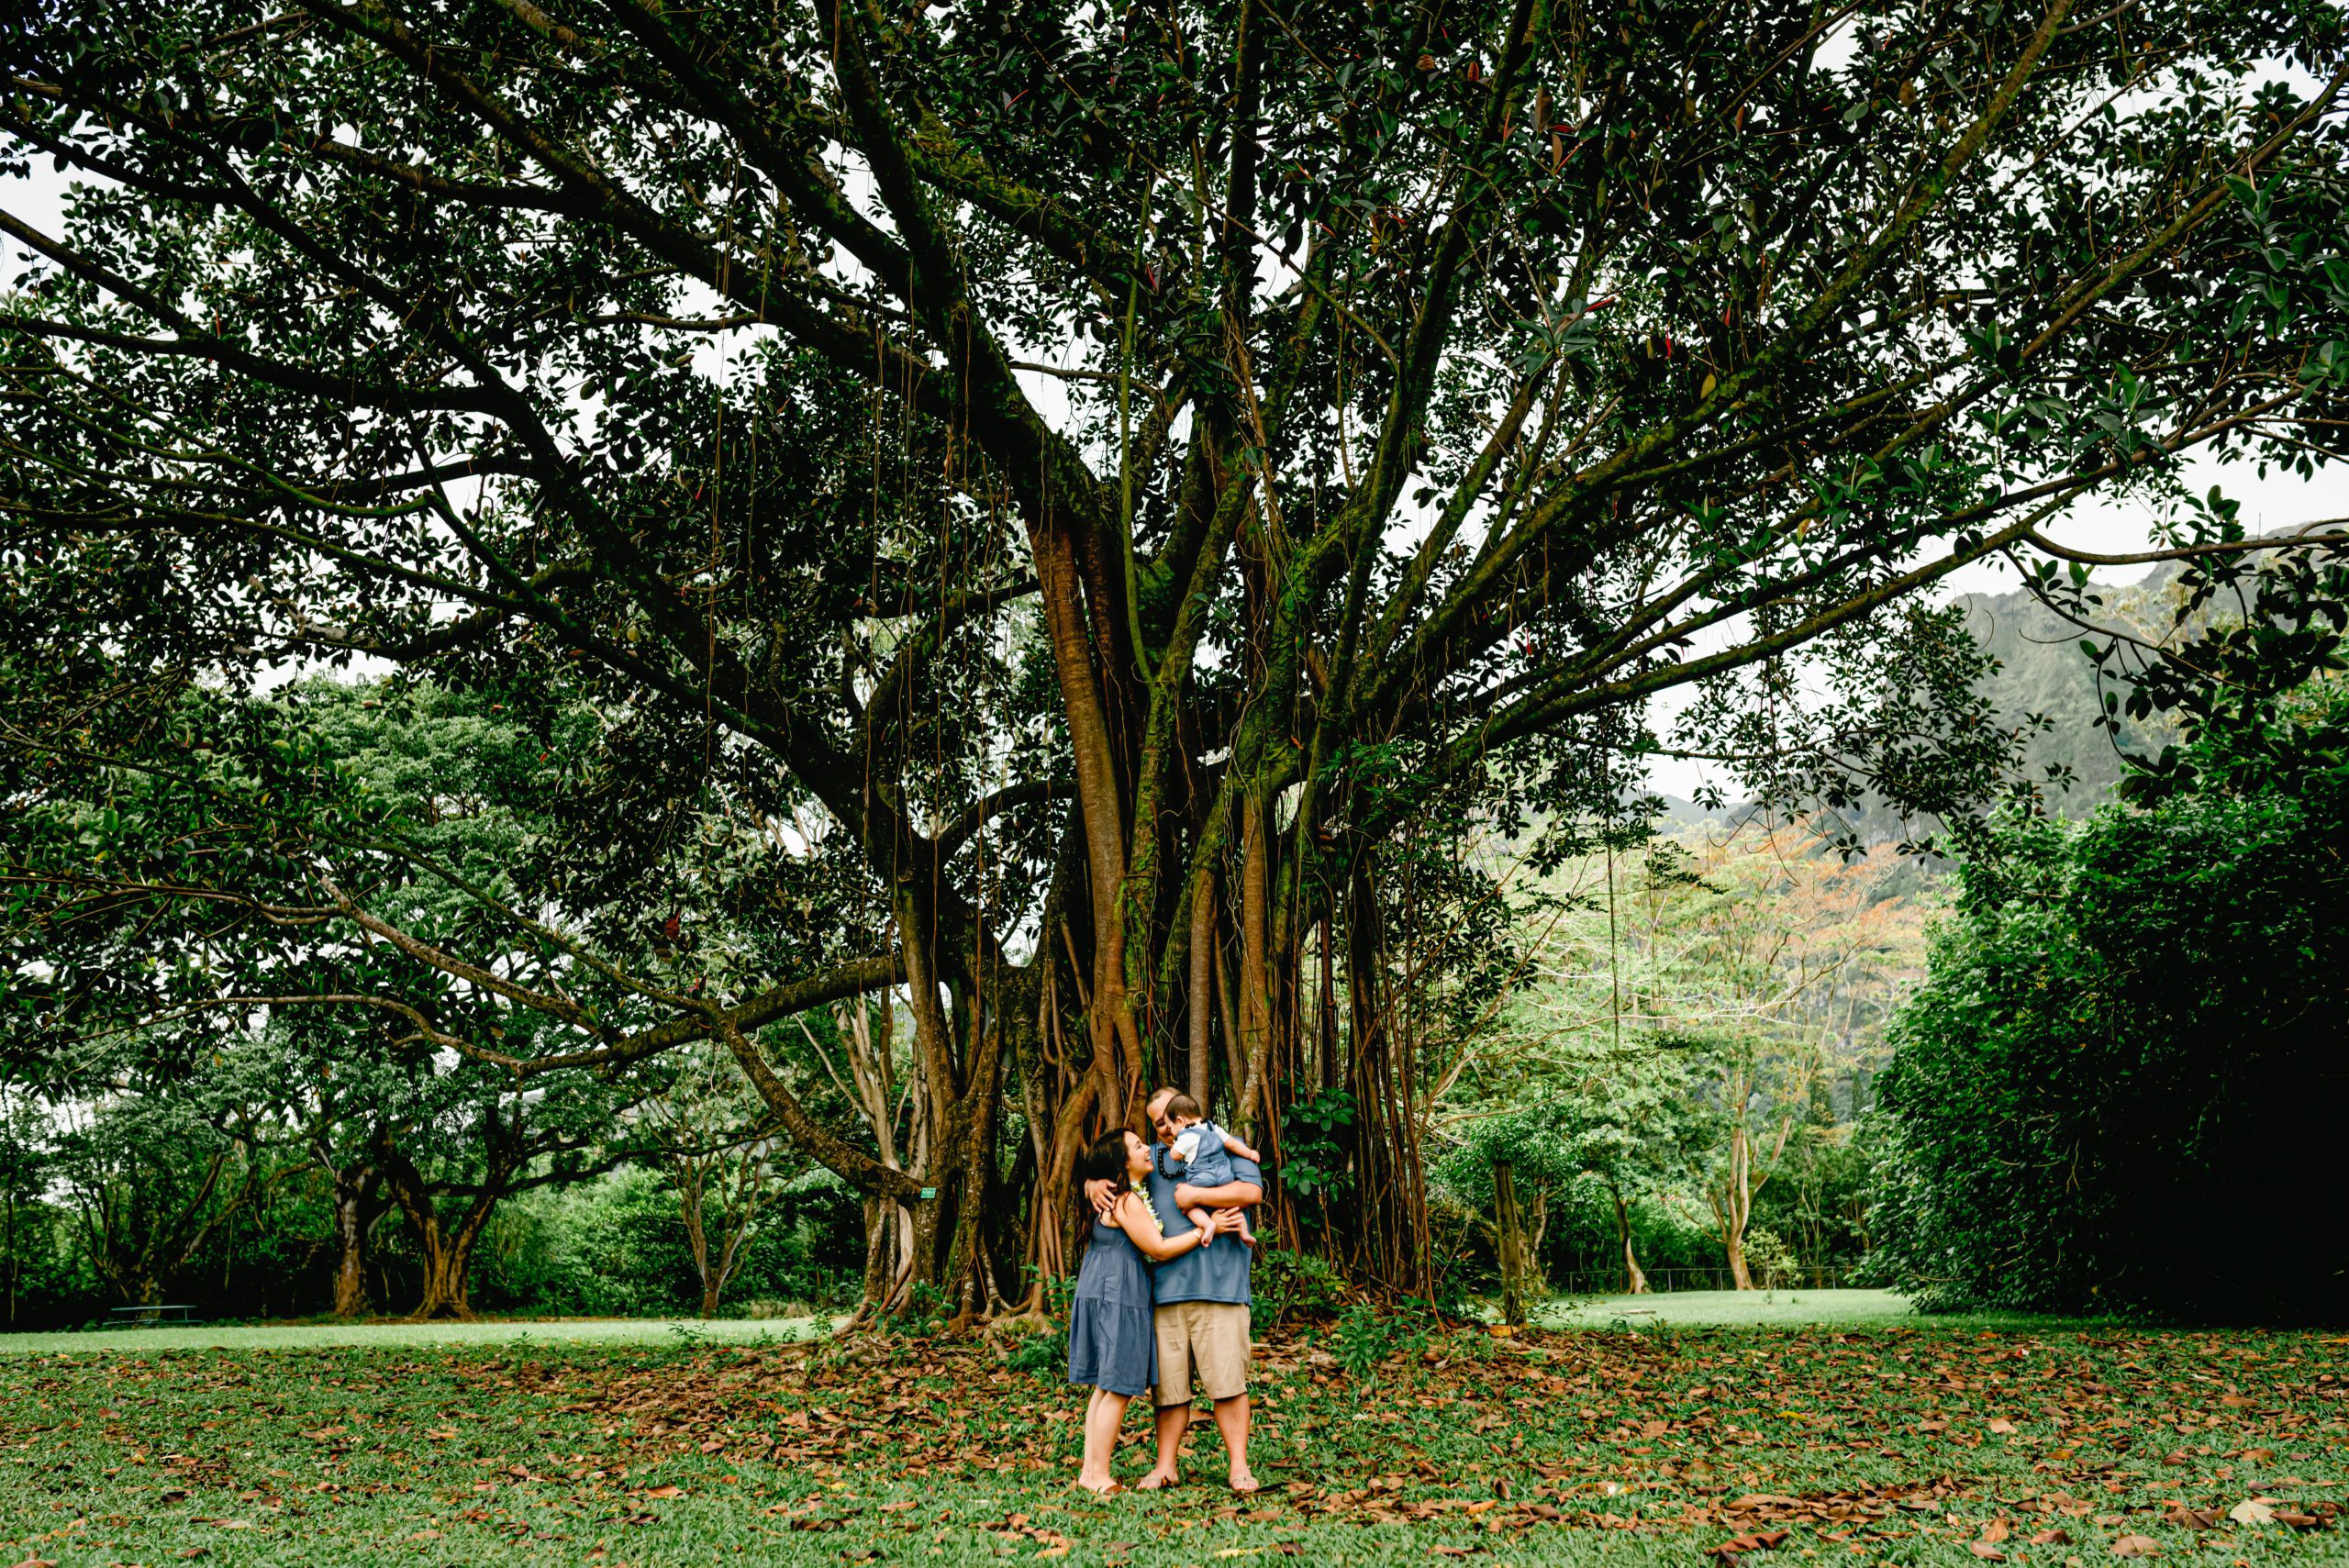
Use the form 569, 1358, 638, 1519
1135, 1467, 1180, 1490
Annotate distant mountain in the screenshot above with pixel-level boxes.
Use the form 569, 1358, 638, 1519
1653, 793, 1732, 830
1649, 570, 2188, 836
1954, 568, 2183, 817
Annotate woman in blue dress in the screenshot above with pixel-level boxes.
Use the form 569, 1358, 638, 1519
1067, 1127, 1230, 1493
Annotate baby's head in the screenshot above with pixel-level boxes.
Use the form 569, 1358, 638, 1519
1161, 1091, 1205, 1130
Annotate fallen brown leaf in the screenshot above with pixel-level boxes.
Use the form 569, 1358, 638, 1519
1709, 1530, 1790, 1562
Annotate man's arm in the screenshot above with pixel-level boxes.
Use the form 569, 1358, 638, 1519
1083, 1177, 1118, 1217
1174, 1179, 1263, 1211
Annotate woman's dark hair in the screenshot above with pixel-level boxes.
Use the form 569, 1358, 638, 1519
1077, 1130, 1130, 1190
1072, 1131, 1135, 1264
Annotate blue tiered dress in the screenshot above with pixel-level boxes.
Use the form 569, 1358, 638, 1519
1067, 1211, 1156, 1397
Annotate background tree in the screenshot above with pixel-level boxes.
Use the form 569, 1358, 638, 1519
45, 1040, 290, 1308
1627, 832, 1921, 1284
1435, 1095, 1582, 1318
1685, 1033, 1802, 1291
1454, 824, 1920, 1289
638, 1038, 786, 1318
1568, 1048, 1710, 1296
0, 1084, 44, 1325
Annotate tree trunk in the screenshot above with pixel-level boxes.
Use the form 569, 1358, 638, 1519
375, 1137, 488, 1320
1188, 866, 1215, 1111
1235, 793, 1273, 1137
1611, 1188, 1650, 1296
1214, 943, 1247, 1129
1028, 518, 1139, 1106
861, 1193, 910, 1313
678, 1162, 714, 1312
1724, 1229, 1754, 1293
1714, 1121, 1758, 1290
330, 1163, 377, 1318
837, 998, 922, 1315
1316, 917, 1338, 1094
415, 1234, 475, 1320
1493, 1160, 1529, 1326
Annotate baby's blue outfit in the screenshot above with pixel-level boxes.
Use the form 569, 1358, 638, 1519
1165, 1119, 1236, 1190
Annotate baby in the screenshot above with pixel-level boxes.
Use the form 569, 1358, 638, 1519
1158, 1093, 1261, 1248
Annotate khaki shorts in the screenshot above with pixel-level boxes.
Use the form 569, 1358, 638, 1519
1152, 1301, 1251, 1407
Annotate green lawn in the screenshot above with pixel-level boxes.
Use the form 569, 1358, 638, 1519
1540, 1288, 1927, 1329
2, 1316, 2341, 1567
0, 1294, 1973, 1355
0, 1314, 834, 1355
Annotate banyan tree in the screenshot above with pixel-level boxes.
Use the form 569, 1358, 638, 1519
2, 0, 2343, 1317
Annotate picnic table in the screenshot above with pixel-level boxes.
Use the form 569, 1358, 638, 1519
106, 1304, 199, 1327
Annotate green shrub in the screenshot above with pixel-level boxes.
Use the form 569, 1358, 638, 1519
877, 1280, 952, 1338
0, 1201, 101, 1329
1251, 1245, 1346, 1332
1872, 773, 2349, 1321
1327, 1297, 1435, 1386
477, 1170, 683, 1316
1330, 1301, 1389, 1384
1276, 1089, 1358, 1212
1005, 1327, 1061, 1377
1742, 1227, 1798, 1290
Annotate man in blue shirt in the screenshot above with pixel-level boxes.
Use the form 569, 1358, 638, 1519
1088, 1084, 1264, 1492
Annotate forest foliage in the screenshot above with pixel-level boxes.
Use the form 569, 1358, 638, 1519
1869, 680, 2349, 1321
